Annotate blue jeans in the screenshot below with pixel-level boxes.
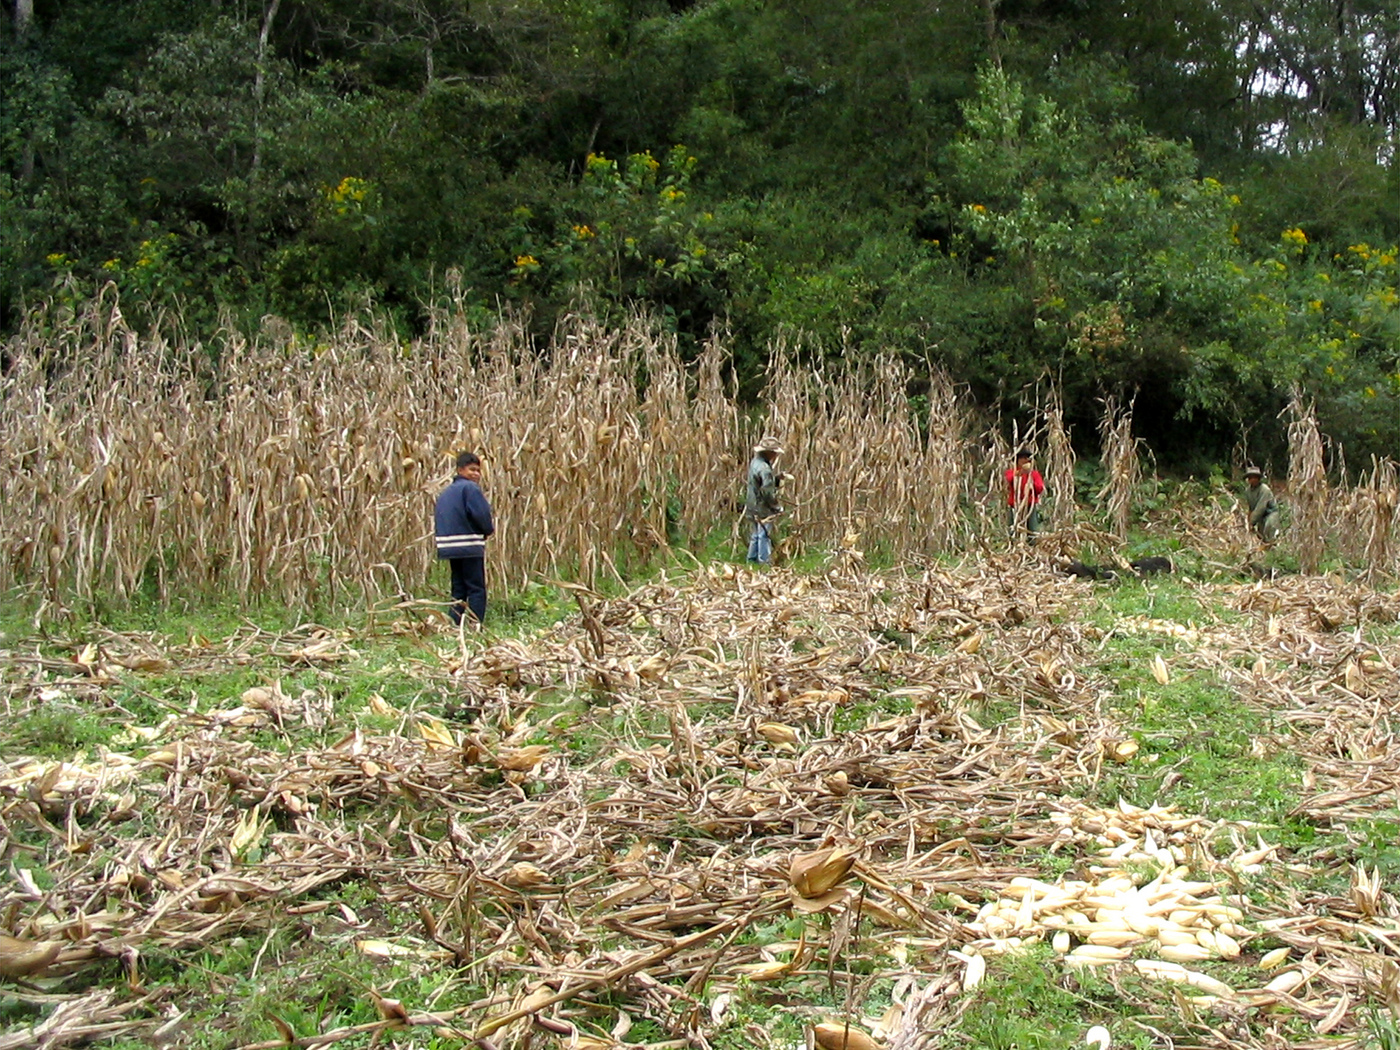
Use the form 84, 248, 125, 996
747, 521, 773, 563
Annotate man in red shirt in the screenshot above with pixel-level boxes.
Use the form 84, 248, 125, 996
1005, 449, 1044, 541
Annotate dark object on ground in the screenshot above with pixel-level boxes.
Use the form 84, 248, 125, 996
1130, 556, 1173, 576
871, 624, 914, 650
1062, 561, 1118, 580
1246, 562, 1294, 580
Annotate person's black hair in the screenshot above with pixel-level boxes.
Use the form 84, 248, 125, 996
456, 451, 481, 469
1015, 449, 1033, 461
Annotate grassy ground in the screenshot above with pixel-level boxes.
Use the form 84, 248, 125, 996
1, 540, 1398, 1050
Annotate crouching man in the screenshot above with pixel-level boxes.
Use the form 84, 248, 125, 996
1243, 466, 1280, 543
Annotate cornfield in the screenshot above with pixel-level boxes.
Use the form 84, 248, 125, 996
3, 296, 1400, 614
0, 300, 985, 610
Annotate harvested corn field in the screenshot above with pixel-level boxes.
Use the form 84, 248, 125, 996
6, 303, 1400, 616
3, 548, 1400, 1049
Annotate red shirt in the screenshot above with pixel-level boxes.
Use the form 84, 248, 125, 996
1006, 467, 1044, 507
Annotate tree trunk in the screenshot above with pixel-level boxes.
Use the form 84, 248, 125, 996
982, 0, 1001, 69
252, 0, 282, 174
16, 0, 35, 180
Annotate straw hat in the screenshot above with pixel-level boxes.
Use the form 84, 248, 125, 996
1244, 465, 1263, 478
753, 435, 784, 454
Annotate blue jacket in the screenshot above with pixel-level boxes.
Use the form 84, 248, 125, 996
434, 476, 494, 559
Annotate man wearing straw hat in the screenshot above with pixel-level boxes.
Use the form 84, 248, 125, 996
1243, 466, 1280, 542
435, 451, 495, 625
746, 435, 786, 564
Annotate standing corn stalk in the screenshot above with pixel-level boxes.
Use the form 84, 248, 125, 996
1352, 457, 1399, 578
1284, 390, 1328, 575
973, 422, 1014, 543
1097, 396, 1139, 543
1044, 387, 1076, 532
919, 370, 968, 553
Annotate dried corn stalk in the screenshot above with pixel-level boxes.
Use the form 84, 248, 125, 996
1285, 390, 1329, 574
1044, 387, 1076, 533
1097, 397, 1140, 543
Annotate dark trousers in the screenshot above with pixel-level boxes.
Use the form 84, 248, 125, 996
448, 557, 487, 625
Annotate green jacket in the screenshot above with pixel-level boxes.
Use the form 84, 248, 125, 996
745, 454, 782, 521
1246, 481, 1277, 525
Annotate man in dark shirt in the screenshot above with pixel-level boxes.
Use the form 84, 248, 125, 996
434, 451, 495, 625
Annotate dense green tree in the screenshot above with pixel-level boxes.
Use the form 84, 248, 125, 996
3, 0, 1398, 464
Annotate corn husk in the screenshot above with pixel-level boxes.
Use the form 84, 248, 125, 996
963, 953, 986, 990
0, 936, 63, 979
812, 1021, 881, 1050
789, 847, 857, 899
1150, 655, 1170, 685
1157, 943, 1212, 963
1264, 969, 1306, 995
497, 745, 551, 772
503, 862, 550, 888
758, 722, 800, 746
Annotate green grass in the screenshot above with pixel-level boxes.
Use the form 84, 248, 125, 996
947, 948, 1155, 1049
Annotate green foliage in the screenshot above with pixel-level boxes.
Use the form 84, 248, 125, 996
3, 0, 1400, 461
511, 143, 721, 334
937, 66, 1248, 408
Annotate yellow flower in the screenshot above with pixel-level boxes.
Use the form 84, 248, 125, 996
970, 204, 986, 214
514, 254, 539, 269
1281, 227, 1307, 246
44, 253, 68, 266
325, 176, 369, 205
1365, 387, 1376, 397
1309, 299, 1323, 312
571, 224, 595, 239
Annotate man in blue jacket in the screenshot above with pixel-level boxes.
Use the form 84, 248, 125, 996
435, 451, 495, 625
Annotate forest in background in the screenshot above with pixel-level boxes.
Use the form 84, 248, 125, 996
3, 0, 1400, 467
